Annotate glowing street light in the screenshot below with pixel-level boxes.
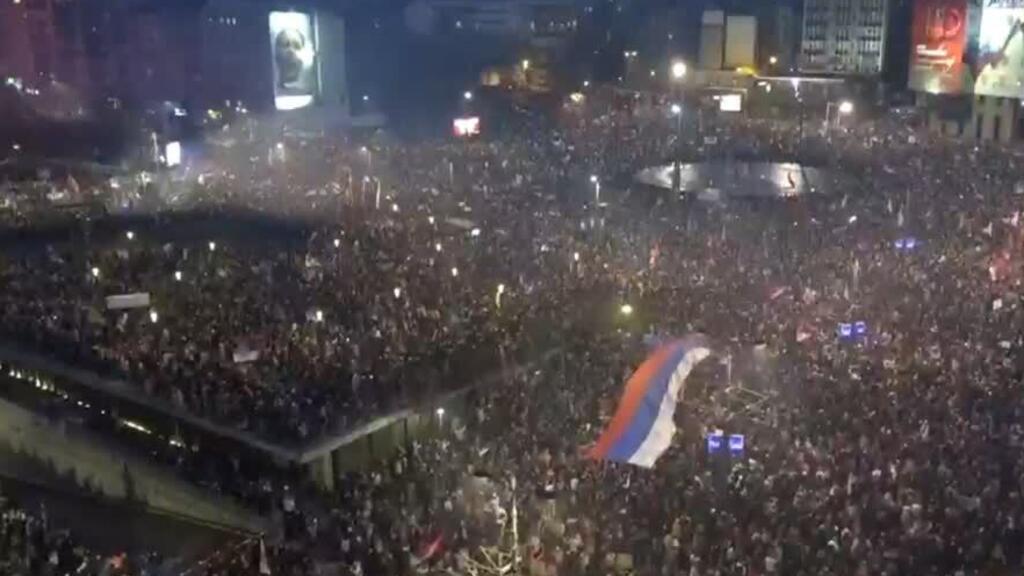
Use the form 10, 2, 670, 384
521, 59, 530, 71
670, 103, 682, 115
174, 270, 182, 282
463, 91, 473, 101
769, 55, 778, 65
435, 242, 443, 252
333, 238, 341, 248
620, 303, 634, 316
149, 309, 159, 324
314, 309, 324, 323
393, 287, 402, 299
838, 100, 854, 115
671, 61, 687, 80
90, 267, 100, 279
590, 175, 601, 205
125, 231, 135, 241
451, 267, 459, 278
208, 241, 217, 252
496, 283, 505, 308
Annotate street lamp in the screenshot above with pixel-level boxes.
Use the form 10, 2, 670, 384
791, 78, 804, 141
825, 100, 855, 137
521, 59, 530, 71
463, 90, 473, 101
360, 146, 372, 172
769, 55, 778, 66
589, 174, 600, 205
670, 104, 683, 189
620, 303, 634, 316
671, 60, 687, 80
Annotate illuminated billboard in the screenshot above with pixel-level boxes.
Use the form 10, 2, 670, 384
453, 117, 480, 137
269, 11, 319, 111
165, 141, 181, 167
976, 0, 1024, 98
719, 94, 742, 112
909, 0, 973, 93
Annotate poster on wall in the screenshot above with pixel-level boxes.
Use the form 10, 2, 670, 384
975, 0, 1024, 97
909, 0, 974, 93
269, 11, 319, 111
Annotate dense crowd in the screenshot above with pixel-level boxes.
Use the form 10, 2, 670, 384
5, 88, 1024, 576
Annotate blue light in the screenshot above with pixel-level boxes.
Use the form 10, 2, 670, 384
728, 434, 745, 455
838, 323, 853, 338
707, 433, 724, 454
854, 321, 867, 336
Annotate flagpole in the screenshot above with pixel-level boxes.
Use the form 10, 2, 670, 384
511, 475, 520, 574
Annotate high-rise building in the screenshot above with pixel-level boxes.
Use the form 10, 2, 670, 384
757, 3, 799, 70
800, 0, 889, 75
0, 0, 62, 84
699, 9, 757, 70
699, 10, 726, 70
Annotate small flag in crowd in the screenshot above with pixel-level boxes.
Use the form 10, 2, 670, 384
588, 334, 712, 468
259, 538, 271, 575
413, 533, 444, 567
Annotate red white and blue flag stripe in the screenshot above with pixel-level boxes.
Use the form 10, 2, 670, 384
588, 335, 711, 468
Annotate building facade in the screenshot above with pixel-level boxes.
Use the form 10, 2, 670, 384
800, 0, 888, 75
757, 3, 799, 71
404, 0, 577, 43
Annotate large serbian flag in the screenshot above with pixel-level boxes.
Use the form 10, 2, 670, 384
588, 335, 711, 468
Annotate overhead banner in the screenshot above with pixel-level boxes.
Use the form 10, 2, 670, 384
976, 0, 1024, 97
105, 292, 151, 310
269, 11, 319, 111
909, 0, 973, 93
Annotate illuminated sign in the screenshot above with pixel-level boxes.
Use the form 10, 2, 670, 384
909, 0, 973, 93
719, 93, 742, 112
269, 11, 319, 111
453, 116, 481, 137
165, 141, 181, 167
976, 0, 1024, 97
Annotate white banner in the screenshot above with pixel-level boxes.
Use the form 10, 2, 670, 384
105, 293, 150, 310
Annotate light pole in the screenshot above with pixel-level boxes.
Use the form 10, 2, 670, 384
671, 103, 683, 192
825, 100, 853, 138
463, 90, 473, 102
791, 78, 804, 143
360, 146, 372, 173
589, 174, 601, 206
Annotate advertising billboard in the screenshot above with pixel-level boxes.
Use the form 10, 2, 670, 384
269, 11, 319, 111
976, 0, 1024, 98
909, 0, 973, 93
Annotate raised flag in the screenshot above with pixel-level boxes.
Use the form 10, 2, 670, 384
588, 335, 711, 468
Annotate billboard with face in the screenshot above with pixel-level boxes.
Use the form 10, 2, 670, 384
269, 11, 319, 110
909, 0, 973, 93
975, 0, 1024, 97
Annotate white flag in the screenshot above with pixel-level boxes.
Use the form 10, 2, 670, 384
259, 538, 272, 575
